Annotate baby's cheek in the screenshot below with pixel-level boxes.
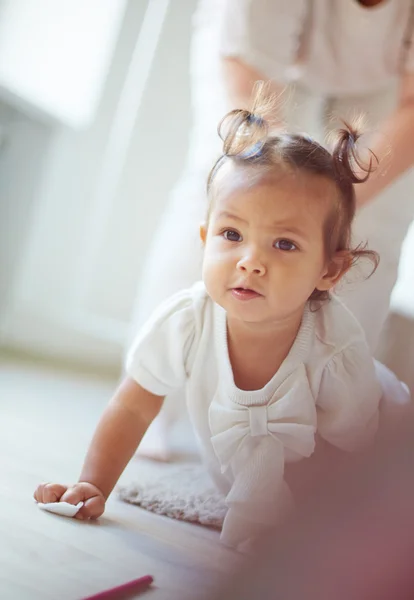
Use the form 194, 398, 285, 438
202, 258, 224, 295
277, 262, 318, 297
273, 258, 304, 280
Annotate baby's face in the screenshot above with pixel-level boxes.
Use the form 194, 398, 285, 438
202, 167, 336, 325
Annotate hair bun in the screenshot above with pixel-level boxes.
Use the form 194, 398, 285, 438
332, 121, 378, 185
217, 80, 278, 160
218, 108, 268, 159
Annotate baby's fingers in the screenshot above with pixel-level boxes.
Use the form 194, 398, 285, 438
76, 495, 105, 521
34, 483, 68, 504
60, 486, 85, 507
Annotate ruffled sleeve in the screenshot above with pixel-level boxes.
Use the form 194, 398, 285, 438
125, 288, 198, 397
219, 0, 308, 82
316, 343, 381, 452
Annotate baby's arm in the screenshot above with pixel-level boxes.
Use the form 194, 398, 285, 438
35, 286, 200, 517
34, 377, 164, 519
316, 344, 381, 452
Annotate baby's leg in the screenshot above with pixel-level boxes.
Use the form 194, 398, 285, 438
136, 390, 185, 461
375, 360, 411, 430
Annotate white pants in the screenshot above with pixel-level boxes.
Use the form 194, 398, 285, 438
130, 30, 414, 430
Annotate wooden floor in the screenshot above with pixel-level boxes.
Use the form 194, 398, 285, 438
0, 357, 236, 600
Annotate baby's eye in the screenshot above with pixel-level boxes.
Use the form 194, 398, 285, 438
223, 230, 242, 242
274, 239, 297, 252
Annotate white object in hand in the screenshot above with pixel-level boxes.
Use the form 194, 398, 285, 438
37, 500, 83, 517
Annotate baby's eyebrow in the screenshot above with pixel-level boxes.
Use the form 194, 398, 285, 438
216, 211, 248, 224
216, 211, 311, 242
272, 224, 311, 242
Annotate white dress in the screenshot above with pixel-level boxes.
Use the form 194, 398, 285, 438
126, 282, 396, 548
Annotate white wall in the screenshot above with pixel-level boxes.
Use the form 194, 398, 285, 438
0, 102, 52, 316
0, 0, 197, 370
0, 0, 127, 128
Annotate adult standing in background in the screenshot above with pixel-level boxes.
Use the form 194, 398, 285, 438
132, 0, 414, 458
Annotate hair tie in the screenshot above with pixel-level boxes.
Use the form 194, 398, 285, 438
246, 113, 265, 127
239, 140, 265, 159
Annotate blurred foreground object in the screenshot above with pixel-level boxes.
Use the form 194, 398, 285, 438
210, 414, 414, 600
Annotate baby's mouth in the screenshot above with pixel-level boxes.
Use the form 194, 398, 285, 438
231, 287, 263, 301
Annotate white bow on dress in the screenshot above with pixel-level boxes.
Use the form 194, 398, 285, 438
209, 363, 317, 547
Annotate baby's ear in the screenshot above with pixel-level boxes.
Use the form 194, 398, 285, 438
200, 222, 207, 244
316, 251, 353, 292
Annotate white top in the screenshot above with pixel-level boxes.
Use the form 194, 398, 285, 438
197, 0, 414, 96
126, 282, 381, 548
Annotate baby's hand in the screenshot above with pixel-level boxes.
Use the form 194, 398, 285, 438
33, 481, 106, 520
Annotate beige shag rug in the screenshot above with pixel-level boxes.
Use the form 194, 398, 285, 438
117, 461, 227, 528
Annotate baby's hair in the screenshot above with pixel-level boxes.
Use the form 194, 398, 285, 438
207, 82, 379, 302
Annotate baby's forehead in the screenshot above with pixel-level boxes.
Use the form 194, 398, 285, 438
209, 160, 274, 198
210, 161, 337, 213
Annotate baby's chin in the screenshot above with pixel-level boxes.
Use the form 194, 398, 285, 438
222, 299, 276, 324
226, 298, 305, 326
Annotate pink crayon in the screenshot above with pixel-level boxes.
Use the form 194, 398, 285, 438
80, 575, 154, 600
